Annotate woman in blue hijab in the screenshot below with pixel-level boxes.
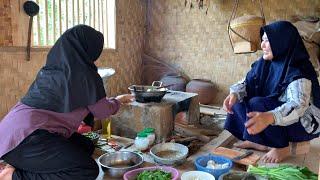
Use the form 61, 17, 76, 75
223, 21, 320, 163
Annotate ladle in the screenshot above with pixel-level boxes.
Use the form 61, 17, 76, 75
23, 1, 39, 61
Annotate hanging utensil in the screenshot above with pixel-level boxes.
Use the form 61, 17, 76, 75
23, 1, 39, 61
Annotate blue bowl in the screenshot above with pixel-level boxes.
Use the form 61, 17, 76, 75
194, 154, 233, 179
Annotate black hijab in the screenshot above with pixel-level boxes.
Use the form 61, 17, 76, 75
21, 25, 106, 113
245, 21, 320, 107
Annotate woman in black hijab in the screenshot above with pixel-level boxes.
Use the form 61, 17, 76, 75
0, 25, 133, 180
223, 21, 320, 163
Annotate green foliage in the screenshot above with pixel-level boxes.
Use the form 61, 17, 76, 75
247, 164, 318, 180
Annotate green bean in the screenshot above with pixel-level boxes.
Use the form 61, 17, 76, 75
247, 165, 318, 180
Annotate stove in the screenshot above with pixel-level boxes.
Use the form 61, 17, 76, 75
111, 91, 200, 142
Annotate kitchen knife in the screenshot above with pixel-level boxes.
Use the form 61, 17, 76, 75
232, 150, 254, 161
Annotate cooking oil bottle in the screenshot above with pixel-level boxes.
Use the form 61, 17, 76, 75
101, 118, 111, 139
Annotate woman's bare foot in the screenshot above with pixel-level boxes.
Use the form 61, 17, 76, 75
261, 147, 290, 163
234, 141, 269, 151
0, 164, 15, 180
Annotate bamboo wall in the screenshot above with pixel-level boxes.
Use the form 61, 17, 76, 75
1, 0, 319, 117
0, 0, 12, 46
0, 0, 146, 118
144, 0, 320, 104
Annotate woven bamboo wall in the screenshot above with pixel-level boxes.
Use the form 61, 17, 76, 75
144, 0, 320, 104
0, 0, 13, 46
0, 0, 146, 119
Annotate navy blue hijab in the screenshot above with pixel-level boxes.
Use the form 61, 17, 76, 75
245, 21, 320, 107
21, 25, 106, 113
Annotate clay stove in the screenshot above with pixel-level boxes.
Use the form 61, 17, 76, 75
111, 91, 200, 142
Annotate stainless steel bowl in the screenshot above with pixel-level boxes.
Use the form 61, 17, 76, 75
150, 142, 189, 166
98, 151, 144, 178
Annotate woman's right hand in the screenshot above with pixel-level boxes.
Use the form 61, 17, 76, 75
115, 94, 135, 105
223, 93, 238, 114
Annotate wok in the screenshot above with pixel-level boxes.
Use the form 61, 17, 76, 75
128, 81, 168, 103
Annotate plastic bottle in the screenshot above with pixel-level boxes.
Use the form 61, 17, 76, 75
143, 128, 156, 146
134, 132, 149, 151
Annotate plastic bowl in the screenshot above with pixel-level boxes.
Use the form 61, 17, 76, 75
181, 171, 215, 180
194, 154, 232, 179
123, 166, 179, 180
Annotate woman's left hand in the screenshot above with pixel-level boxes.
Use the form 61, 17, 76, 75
245, 112, 275, 135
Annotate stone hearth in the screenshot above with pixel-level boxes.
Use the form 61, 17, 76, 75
111, 91, 200, 142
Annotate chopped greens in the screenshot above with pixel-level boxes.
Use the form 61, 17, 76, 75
247, 164, 318, 180
136, 169, 172, 180
83, 132, 99, 140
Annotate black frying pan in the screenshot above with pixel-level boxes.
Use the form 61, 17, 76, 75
23, 1, 39, 61
128, 81, 168, 103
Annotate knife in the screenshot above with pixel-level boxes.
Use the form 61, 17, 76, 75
232, 150, 254, 161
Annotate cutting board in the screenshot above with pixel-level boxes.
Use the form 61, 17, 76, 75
211, 147, 260, 166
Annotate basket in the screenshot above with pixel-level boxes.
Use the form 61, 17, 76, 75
228, 0, 266, 54
229, 15, 265, 53
194, 154, 233, 179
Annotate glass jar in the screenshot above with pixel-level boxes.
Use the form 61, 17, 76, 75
134, 132, 149, 151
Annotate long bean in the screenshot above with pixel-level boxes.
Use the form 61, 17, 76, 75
247, 165, 318, 180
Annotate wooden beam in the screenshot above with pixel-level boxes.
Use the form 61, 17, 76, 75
59, 0, 62, 35
88, 0, 91, 26
45, 0, 48, 45
93, 0, 96, 28
53, 0, 56, 41
98, 0, 100, 31
105, 0, 109, 47
101, 0, 104, 35
66, 0, 68, 29
72, 0, 75, 26
82, 0, 85, 24
36, 0, 41, 45
77, 0, 79, 25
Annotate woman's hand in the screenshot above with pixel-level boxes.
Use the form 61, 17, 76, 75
223, 93, 238, 114
245, 112, 275, 135
115, 94, 135, 104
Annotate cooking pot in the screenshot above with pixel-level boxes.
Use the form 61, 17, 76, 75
128, 81, 168, 103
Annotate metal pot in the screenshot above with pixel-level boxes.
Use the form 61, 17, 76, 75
128, 81, 168, 103
98, 151, 144, 178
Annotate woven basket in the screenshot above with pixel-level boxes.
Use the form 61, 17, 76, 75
227, 0, 266, 54
229, 15, 265, 53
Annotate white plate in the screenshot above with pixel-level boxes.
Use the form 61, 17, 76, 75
181, 171, 215, 180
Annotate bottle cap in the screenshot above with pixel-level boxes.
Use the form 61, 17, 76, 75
137, 131, 148, 137
143, 127, 155, 133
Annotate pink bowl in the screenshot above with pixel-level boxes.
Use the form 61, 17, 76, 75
123, 166, 180, 180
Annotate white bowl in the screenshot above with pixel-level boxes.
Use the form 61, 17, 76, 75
181, 171, 215, 180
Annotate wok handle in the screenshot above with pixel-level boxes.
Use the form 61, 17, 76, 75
152, 81, 163, 87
